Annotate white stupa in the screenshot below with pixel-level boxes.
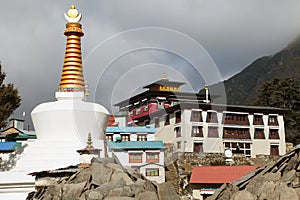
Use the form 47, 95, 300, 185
18, 5, 109, 172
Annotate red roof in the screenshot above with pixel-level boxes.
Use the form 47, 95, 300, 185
190, 165, 259, 184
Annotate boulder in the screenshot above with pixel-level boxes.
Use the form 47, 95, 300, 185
62, 181, 86, 200
280, 169, 296, 184
90, 162, 114, 186
98, 179, 126, 196
137, 191, 158, 200
231, 190, 255, 200
88, 190, 104, 200
111, 170, 134, 185
157, 182, 180, 200
257, 181, 276, 200
107, 186, 134, 197
266, 184, 298, 200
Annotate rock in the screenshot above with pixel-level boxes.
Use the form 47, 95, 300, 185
294, 188, 300, 199
103, 197, 137, 200
130, 184, 145, 197
257, 181, 276, 200
137, 191, 158, 200
68, 168, 91, 184
107, 186, 134, 197
46, 185, 62, 197
157, 182, 179, 200
90, 162, 114, 186
245, 174, 265, 198
98, 179, 126, 196
62, 181, 86, 200
111, 170, 134, 185
88, 190, 104, 200
231, 190, 255, 200
280, 169, 296, 184
266, 184, 298, 200
263, 172, 281, 182
144, 180, 156, 192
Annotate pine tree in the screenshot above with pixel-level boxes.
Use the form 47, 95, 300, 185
0, 63, 21, 128
255, 78, 300, 143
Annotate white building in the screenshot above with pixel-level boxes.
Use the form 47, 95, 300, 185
108, 140, 165, 183
151, 103, 286, 157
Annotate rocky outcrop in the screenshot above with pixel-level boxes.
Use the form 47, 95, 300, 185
26, 158, 179, 200
207, 147, 300, 200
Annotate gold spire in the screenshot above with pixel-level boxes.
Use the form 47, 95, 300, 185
59, 5, 85, 92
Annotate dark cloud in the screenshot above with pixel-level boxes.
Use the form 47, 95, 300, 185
0, 0, 299, 128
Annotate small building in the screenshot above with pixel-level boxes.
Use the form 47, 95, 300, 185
108, 140, 165, 183
189, 165, 259, 199
0, 118, 36, 142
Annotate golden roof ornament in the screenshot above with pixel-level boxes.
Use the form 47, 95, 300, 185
64, 4, 82, 23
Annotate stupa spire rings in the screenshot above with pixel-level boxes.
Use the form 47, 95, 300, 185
64, 5, 82, 23
59, 5, 85, 92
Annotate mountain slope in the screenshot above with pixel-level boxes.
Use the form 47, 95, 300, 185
210, 37, 300, 105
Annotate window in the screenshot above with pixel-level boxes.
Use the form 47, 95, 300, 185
154, 118, 160, 128
254, 129, 265, 139
146, 168, 159, 176
106, 135, 113, 141
121, 134, 130, 141
137, 135, 147, 141
206, 112, 218, 123
164, 115, 170, 125
269, 129, 280, 139
191, 110, 202, 122
224, 142, 251, 157
194, 143, 203, 153
129, 153, 142, 163
253, 115, 264, 125
223, 128, 250, 139
177, 141, 181, 150
223, 113, 249, 125
175, 127, 181, 138
191, 126, 203, 137
175, 111, 181, 123
208, 127, 219, 137
146, 152, 159, 163
268, 116, 278, 126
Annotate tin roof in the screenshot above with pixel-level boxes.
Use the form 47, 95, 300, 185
108, 140, 164, 150
190, 165, 259, 184
0, 142, 21, 151
106, 126, 156, 133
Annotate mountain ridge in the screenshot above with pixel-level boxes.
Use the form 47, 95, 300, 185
210, 37, 300, 105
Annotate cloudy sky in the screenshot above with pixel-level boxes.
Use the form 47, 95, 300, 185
1, 0, 300, 128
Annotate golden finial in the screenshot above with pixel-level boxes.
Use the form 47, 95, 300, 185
162, 72, 167, 80
67, 5, 79, 18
